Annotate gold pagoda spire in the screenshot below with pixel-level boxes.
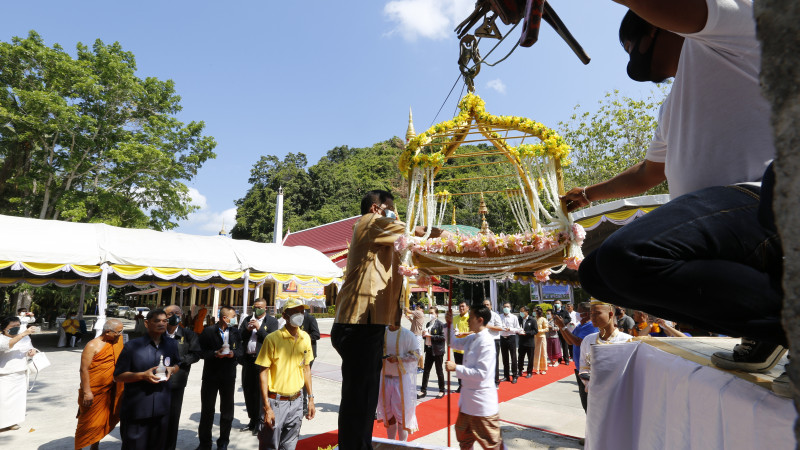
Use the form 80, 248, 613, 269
406, 108, 416, 142
478, 192, 490, 235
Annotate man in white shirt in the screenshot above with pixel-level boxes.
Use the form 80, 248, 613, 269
482, 299, 504, 388
561, 0, 784, 374
238, 299, 279, 434
445, 302, 503, 449
498, 302, 521, 384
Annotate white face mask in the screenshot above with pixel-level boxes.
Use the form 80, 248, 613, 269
554, 303, 561, 310
547, 313, 552, 319
289, 312, 304, 327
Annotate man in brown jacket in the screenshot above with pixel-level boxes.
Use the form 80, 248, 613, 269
331, 190, 447, 449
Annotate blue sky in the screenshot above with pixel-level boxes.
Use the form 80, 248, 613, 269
2, 1, 658, 235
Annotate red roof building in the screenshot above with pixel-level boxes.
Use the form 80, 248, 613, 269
282, 216, 359, 269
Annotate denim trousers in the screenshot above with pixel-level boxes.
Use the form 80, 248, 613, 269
578, 183, 785, 346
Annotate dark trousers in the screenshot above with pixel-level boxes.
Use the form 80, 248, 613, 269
558, 333, 571, 364
121, 414, 169, 450
579, 183, 785, 346
331, 323, 385, 450
574, 370, 588, 412
493, 339, 500, 383
421, 347, 444, 393
499, 335, 518, 379
517, 345, 534, 375
166, 387, 185, 450
199, 379, 235, 447
453, 352, 464, 388
242, 356, 262, 426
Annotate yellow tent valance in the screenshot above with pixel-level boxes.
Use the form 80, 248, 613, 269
0, 261, 342, 287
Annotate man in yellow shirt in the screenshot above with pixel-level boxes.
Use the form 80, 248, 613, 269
452, 301, 472, 393
62, 311, 82, 347
256, 299, 315, 449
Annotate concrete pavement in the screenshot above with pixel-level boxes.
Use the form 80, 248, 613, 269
3, 317, 586, 449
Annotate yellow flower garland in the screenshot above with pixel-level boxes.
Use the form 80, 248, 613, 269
400, 93, 571, 176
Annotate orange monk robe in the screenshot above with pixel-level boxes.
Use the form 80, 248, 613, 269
74, 338, 125, 449
194, 307, 208, 334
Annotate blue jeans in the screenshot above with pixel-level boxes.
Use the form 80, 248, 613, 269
579, 183, 785, 346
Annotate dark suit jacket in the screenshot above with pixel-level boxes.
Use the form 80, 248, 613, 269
114, 335, 181, 420
238, 313, 280, 359
520, 316, 538, 347
424, 319, 446, 356
199, 324, 243, 382
167, 326, 201, 389
302, 311, 321, 357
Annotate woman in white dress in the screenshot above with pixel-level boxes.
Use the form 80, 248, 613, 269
0, 316, 39, 432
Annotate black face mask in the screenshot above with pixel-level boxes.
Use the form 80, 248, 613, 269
627, 29, 661, 82
167, 315, 181, 326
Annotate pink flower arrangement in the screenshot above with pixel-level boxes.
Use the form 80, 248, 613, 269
571, 223, 586, 243
564, 256, 582, 270
534, 269, 551, 282
398, 227, 581, 258
398, 264, 419, 277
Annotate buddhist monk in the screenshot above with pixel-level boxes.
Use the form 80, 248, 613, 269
193, 305, 208, 334
75, 319, 125, 450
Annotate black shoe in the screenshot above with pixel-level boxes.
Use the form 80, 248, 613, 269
710, 338, 786, 373
511, 377, 518, 384
501, 377, 510, 382
436, 391, 445, 399
217, 445, 228, 450
252, 427, 259, 436
417, 391, 427, 399
239, 423, 254, 432
455, 387, 461, 394
525, 373, 532, 378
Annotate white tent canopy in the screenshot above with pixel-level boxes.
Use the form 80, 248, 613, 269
0, 214, 343, 333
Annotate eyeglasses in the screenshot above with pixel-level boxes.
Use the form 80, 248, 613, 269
107, 330, 124, 336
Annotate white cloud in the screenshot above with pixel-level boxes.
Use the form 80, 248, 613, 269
187, 187, 208, 209
384, 0, 475, 41
487, 78, 506, 94
179, 187, 237, 235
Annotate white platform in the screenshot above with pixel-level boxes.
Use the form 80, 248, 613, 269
586, 337, 795, 450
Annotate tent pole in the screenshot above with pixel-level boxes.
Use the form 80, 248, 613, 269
95, 263, 109, 337
446, 275, 452, 448
78, 285, 86, 320
242, 270, 250, 316
212, 288, 221, 323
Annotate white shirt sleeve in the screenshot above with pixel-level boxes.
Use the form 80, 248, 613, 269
448, 325, 468, 351
455, 337, 493, 382
645, 102, 668, 163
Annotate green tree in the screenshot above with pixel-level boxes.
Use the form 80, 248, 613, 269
0, 31, 216, 230
559, 88, 669, 199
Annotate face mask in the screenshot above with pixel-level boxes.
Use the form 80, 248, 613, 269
385, 210, 397, 220
229, 317, 238, 326
429, 314, 437, 322
546, 313, 552, 319
520, 312, 527, 318
554, 304, 561, 310
167, 315, 181, 326
627, 29, 662, 82
503, 307, 510, 314
6, 327, 20, 336
289, 312, 304, 327
254, 308, 265, 317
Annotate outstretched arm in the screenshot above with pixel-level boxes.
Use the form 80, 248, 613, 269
562, 160, 665, 212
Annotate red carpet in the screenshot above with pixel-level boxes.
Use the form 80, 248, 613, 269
297, 363, 575, 449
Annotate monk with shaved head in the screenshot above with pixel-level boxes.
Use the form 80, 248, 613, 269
75, 319, 125, 450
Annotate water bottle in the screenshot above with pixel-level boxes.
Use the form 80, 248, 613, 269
156, 355, 167, 381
